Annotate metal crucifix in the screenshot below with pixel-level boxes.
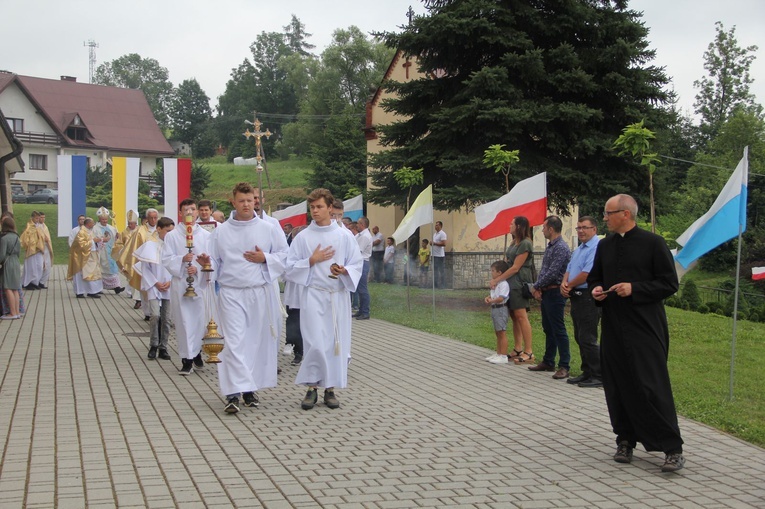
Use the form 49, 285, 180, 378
243, 114, 272, 218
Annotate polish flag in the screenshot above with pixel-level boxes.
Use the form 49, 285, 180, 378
475, 172, 547, 241
163, 158, 192, 221
753, 267, 765, 281
272, 201, 308, 228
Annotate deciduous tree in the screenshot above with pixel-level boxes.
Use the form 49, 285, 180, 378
95, 53, 174, 129
169, 79, 212, 146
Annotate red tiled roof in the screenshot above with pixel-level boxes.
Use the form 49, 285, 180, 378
3, 73, 173, 155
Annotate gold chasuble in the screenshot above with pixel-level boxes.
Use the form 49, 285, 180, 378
20, 220, 44, 258
67, 227, 101, 282
116, 224, 159, 289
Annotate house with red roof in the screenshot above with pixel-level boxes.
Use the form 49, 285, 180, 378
0, 72, 173, 193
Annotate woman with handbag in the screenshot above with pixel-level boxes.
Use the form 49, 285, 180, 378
0, 216, 22, 319
489, 216, 535, 363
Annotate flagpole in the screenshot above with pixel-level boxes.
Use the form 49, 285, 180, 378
431, 223, 435, 322
729, 225, 743, 401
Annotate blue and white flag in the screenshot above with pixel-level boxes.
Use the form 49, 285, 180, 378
57, 155, 87, 237
674, 147, 748, 269
343, 194, 363, 221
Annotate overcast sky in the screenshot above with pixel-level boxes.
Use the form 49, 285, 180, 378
3, 0, 763, 119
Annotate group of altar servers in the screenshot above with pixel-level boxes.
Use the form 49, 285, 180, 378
72, 184, 362, 414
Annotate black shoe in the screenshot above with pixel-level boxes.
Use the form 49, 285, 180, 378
193, 352, 204, 369
224, 396, 240, 414
148, 347, 157, 360
661, 452, 685, 472
24, 284, 37, 290
114, 287, 125, 295
291, 354, 303, 366
144, 316, 151, 321
37, 284, 47, 289
352, 312, 361, 318
158, 349, 171, 360
87, 293, 101, 298
324, 389, 340, 409
133, 301, 142, 309
179, 359, 193, 375
614, 441, 633, 464
355, 314, 370, 320
242, 391, 259, 407
579, 377, 604, 388
567, 374, 589, 385
301, 388, 318, 410
76, 294, 85, 299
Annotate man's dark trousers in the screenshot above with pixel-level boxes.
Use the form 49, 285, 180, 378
541, 289, 570, 369
569, 289, 600, 378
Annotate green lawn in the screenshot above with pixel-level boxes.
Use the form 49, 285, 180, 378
369, 282, 765, 448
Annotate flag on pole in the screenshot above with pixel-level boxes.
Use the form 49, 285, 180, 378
675, 148, 749, 269
272, 201, 308, 228
753, 267, 765, 281
474, 172, 547, 240
392, 185, 433, 245
343, 194, 363, 221
56, 155, 87, 237
163, 158, 192, 221
111, 157, 140, 231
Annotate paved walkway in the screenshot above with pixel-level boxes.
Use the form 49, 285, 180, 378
0, 266, 764, 508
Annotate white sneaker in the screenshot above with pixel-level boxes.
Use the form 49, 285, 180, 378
282, 344, 294, 356
485, 353, 499, 361
489, 355, 508, 364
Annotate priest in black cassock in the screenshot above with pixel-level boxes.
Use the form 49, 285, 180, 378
588, 194, 685, 473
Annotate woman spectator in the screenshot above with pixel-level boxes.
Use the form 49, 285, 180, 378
0, 216, 22, 319
490, 216, 534, 363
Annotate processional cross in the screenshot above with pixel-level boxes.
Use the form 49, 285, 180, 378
243, 113, 272, 218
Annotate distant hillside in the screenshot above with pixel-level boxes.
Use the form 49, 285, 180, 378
200, 156, 312, 208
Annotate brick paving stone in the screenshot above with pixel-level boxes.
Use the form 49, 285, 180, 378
2, 267, 765, 508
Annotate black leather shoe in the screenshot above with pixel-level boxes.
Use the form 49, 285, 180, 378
37, 284, 47, 289
148, 347, 157, 360
114, 287, 125, 294
567, 374, 589, 385
158, 349, 171, 360
579, 377, 603, 388
76, 294, 85, 299
87, 293, 101, 298
356, 315, 370, 320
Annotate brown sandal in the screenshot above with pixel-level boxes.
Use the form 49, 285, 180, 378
508, 349, 522, 361
513, 351, 534, 363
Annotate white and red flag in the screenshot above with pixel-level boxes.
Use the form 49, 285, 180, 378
272, 201, 308, 228
753, 267, 765, 281
475, 172, 547, 241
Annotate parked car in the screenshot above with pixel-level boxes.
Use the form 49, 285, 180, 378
11, 185, 26, 204
26, 188, 58, 204
149, 187, 162, 199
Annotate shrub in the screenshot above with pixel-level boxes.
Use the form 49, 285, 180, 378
697, 304, 710, 314
681, 280, 702, 311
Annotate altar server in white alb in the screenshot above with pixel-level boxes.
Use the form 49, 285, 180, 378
197, 182, 289, 414
162, 199, 212, 376
285, 188, 363, 411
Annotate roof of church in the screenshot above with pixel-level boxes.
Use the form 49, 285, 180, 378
0, 72, 173, 155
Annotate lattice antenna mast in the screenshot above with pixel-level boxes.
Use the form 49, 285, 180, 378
83, 39, 99, 83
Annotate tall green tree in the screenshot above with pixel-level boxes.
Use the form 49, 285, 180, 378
95, 53, 174, 129
693, 22, 761, 143
306, 111, 367, 199
168, 79, 212, 146
368, 0, 670, 212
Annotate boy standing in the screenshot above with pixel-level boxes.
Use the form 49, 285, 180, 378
417, 239, 430, 287
133, 217, 174, 360
485, 260, 511, 364
285, 188, 363, 410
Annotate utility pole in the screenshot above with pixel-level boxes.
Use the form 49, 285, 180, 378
83, 39, 99, 83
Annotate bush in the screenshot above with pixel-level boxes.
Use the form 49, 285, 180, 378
665, 296, 681, 308
697, 304, 710, 314
681, 280, 702, 311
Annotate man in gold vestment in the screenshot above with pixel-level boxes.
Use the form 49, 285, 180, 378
116, 209, 159, 315
67, 218, 104, 298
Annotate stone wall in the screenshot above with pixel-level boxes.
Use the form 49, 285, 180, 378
382, 250, 543, 289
